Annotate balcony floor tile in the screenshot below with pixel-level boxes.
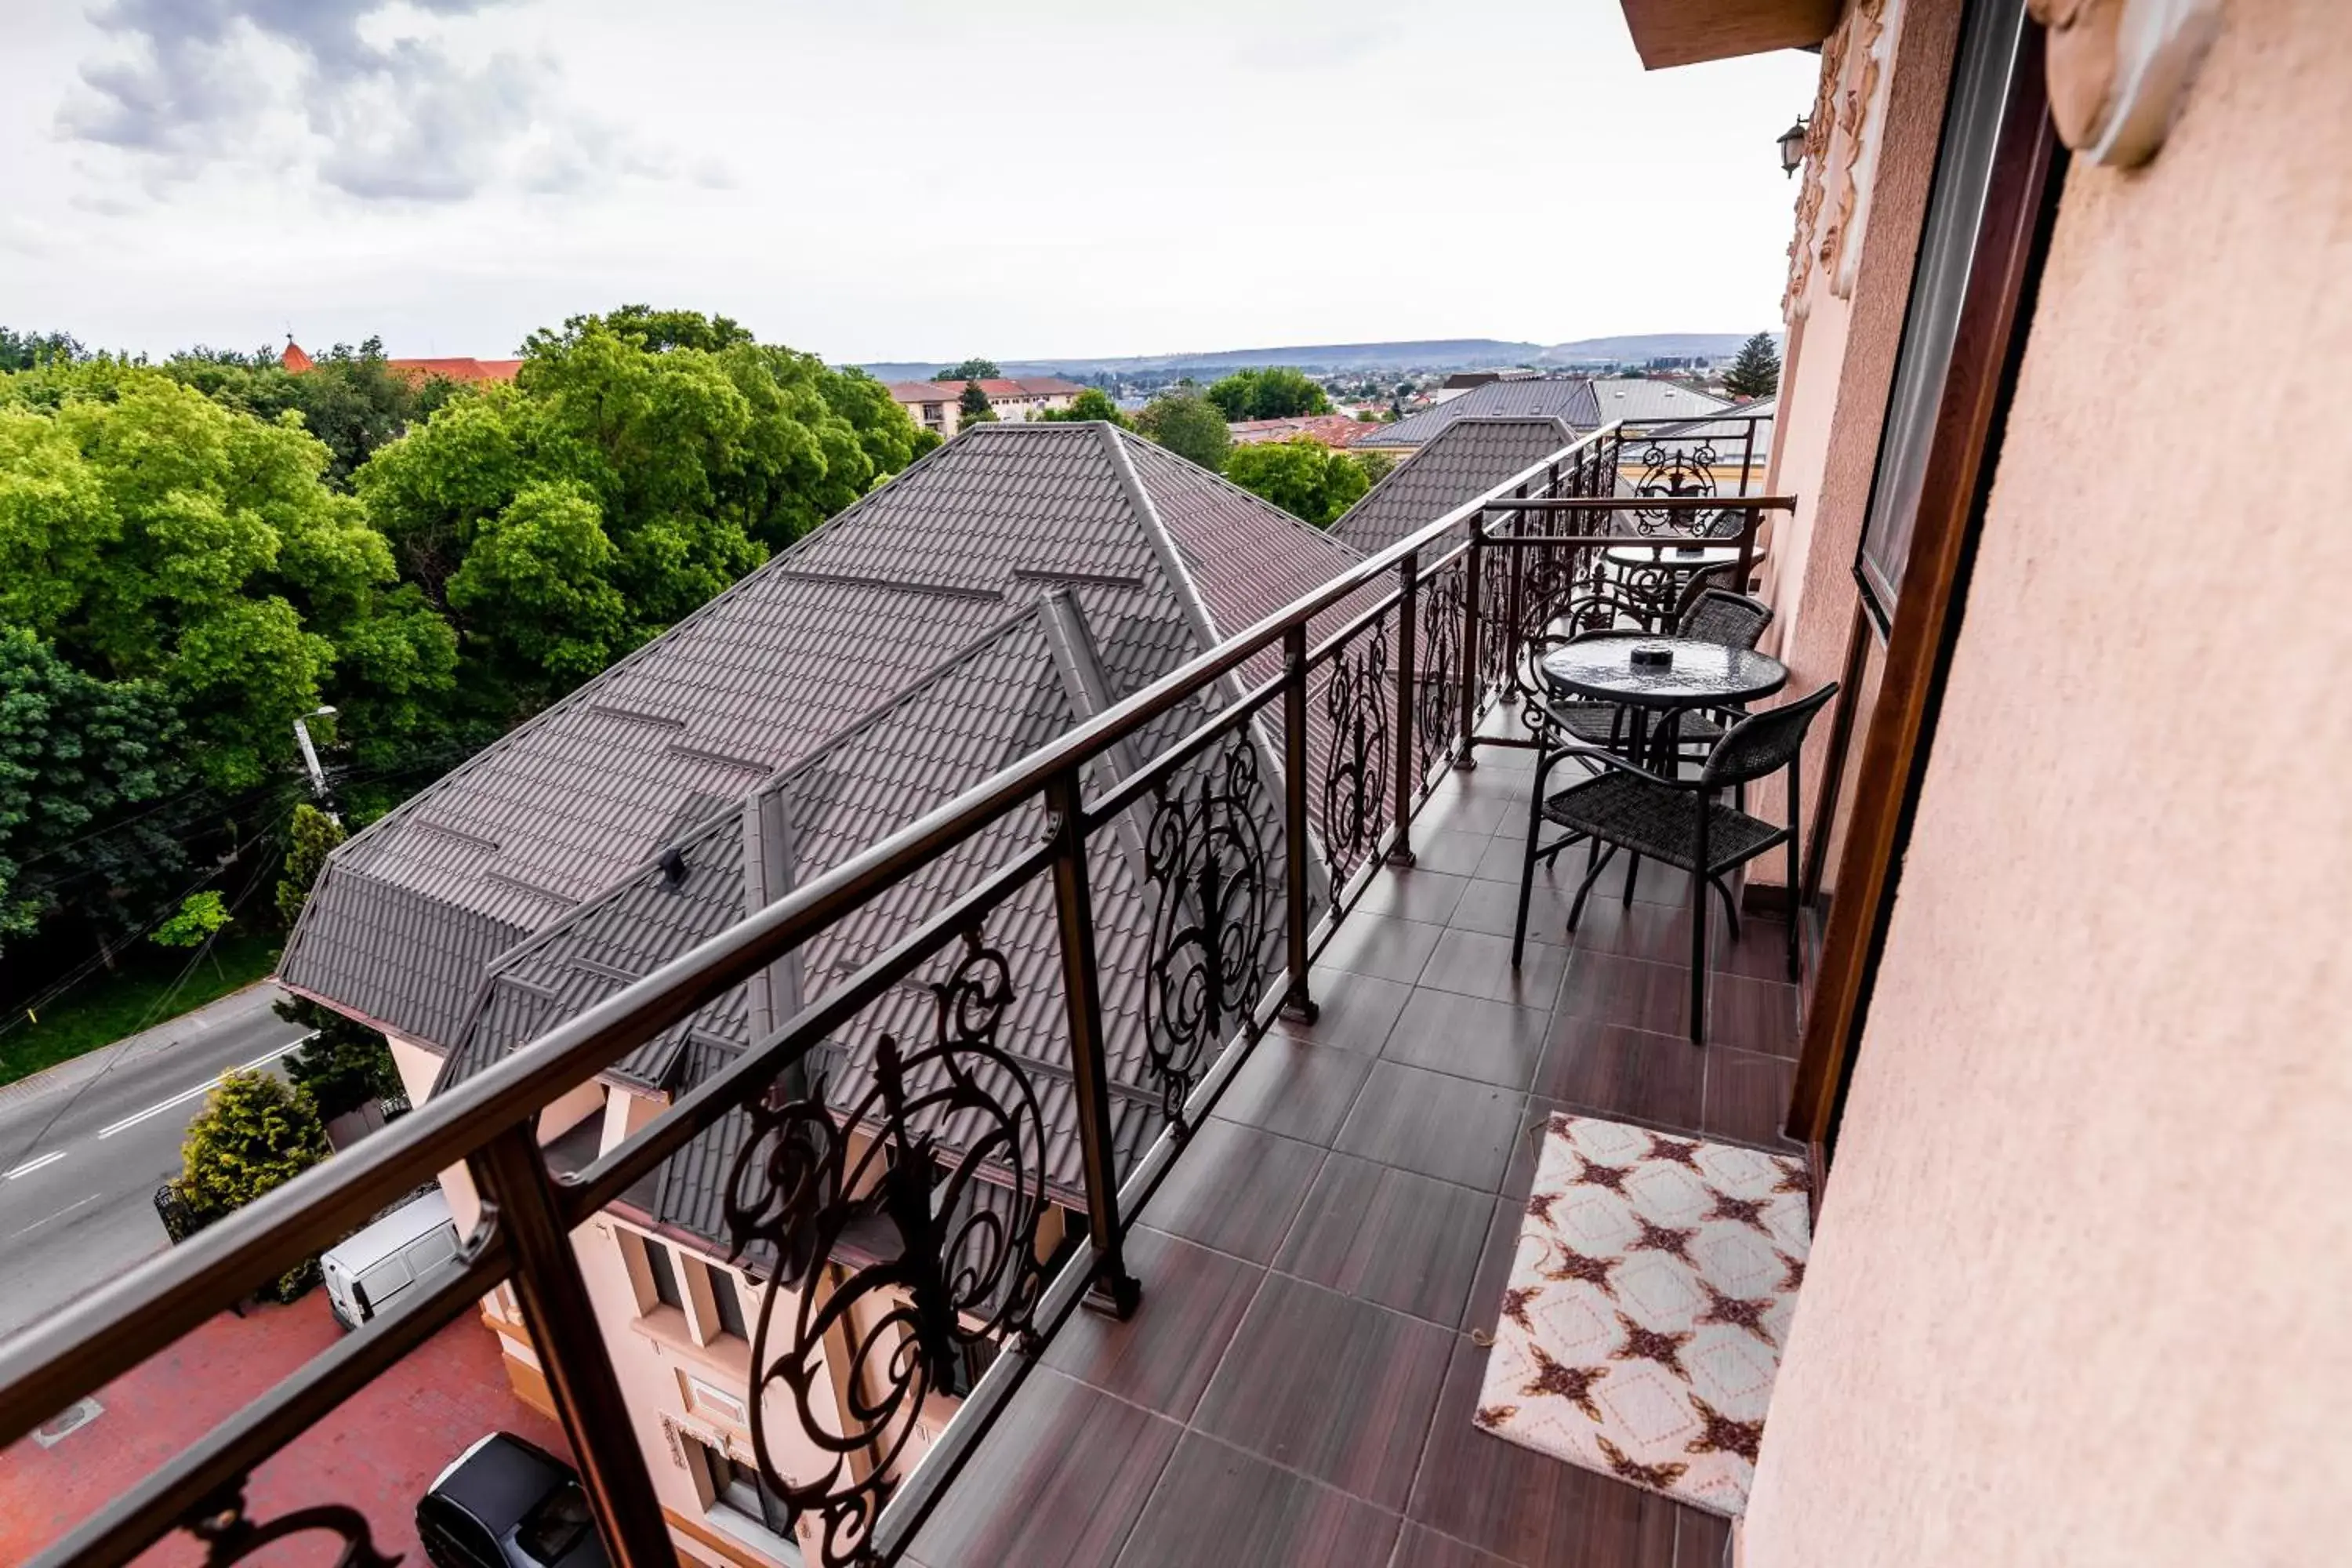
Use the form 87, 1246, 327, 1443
1273, 1153, 1497, 1326
1189, 1272, 1454, 1512
1112, 1432, 1403, 1568
1378, 989, 1548, 1091
905, 1368, 1180, 1568
1043, 1228, 1265, 1421
1213, 1036, 1377, 1146
1532, 1021, 1706, 1134
1417, 927, 1570, 1010
1136, 1119, 1326, 1265
1334, 1062, 1524, 1191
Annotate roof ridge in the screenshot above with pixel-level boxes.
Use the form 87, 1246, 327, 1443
1115, 426, 1367, 561
1097, 423, 1223, 657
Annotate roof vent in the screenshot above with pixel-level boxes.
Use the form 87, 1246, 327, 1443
659, 846, 688, 890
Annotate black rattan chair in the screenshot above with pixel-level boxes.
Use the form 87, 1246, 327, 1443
1510, 682, 1839, 1044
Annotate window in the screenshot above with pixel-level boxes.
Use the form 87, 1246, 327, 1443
695, 1438, 797, 1541
707, 1266, 750, 1340
642, 1236, 682, 1311
938, 1334, 1000, 1399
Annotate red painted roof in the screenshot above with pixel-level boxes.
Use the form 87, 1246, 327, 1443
387, 358, 523, 384
1226, 414, 1374, 449
281, 340, 314, 373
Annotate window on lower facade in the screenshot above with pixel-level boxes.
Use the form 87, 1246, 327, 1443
695, 1438, 797, 1541
638, 1233, 683, 1312
705, 1264, 750, 1341
938, 1334, 1001, 1399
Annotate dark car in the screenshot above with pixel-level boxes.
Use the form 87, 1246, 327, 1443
417, 1432, 611, 1568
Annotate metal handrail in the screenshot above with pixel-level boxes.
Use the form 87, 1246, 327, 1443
0, 414, 1805, 1568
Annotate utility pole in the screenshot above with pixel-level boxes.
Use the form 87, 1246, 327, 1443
293, 706, 339, 822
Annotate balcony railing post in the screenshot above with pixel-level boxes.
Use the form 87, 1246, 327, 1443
1737, 504, 1759, 595
1280, 622, 1320, 1022
1503, 484, 1528, 706
1044, 766, 1141, 1319
1457, 517, 1483, 770
470, 1126, 675, 1568
1387, 550, 1418, 866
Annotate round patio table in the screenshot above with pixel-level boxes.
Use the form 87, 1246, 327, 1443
1540, 633, 1788, 765
1600, 543, 1744, 573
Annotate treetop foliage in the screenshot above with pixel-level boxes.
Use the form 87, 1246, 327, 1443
1134, 389, 1231, 473
936, 358, 1000, 383
1204, 366, 1331, 422
1037, 387, 1132, 429
177, 1068, 328, 1220
1723, 332, 1782, 399
0, 308, 931, 964
1224, 439, 1391, 528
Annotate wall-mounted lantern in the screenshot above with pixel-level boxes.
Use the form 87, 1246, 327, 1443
1778, 118, 1810, 177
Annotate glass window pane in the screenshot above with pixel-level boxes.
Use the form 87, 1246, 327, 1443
643, 1238, 682, 1310
708, 1268, 749, 1340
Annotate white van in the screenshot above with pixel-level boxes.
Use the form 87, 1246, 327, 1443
321, 1189, 459, 1330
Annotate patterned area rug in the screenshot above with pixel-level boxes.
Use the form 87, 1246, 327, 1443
1474, 1113, 1812, 1518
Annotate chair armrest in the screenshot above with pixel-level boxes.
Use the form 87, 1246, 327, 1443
1544, 735, 1696, 792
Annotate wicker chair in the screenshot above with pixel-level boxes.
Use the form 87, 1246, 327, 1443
1509, 682, 1840, 1044
1534, 590, 1777, 754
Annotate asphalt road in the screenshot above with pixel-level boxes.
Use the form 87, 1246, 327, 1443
0, 983, 312, 1346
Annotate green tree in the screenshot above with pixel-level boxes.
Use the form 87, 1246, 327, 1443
1723, 332, 1782, 399
0, 627, 187, 946
0, 369, 447, 791
177, 1068, 328, 1219
358, 310, 920, 718
956, 382, 998, 425
1135, 390, 1231, 472
0, 329, 85, 372
274, 803, 347, 927
1205, 367, 1331, 421
1224, 438, 1377, 526
937, 358, 1000, 383
277, 995, 401, 1121
151, 890, 230, 948
1037, 387, 1132, 427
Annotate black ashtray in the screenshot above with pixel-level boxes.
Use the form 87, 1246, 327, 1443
1630, 644, 1675, 669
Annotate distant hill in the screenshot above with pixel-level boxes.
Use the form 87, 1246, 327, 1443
859, 339, 1545, 381
1537, 332, 1779, 365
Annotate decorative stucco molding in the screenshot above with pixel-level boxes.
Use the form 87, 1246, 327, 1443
1784, 0, 1904, 318
2027, 0, 2221, 167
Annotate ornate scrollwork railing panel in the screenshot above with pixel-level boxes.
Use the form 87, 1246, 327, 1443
1140, 728, 1276, 1128
724, 931, 1051, 1568
1632, 436, 1726, 539
1414, 561, 1464, 782
1318, 617, 1392, 890
184, 1485, 401, 1568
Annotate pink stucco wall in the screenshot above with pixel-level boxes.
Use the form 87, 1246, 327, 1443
1747, 0, 1962, 883
1745, 2, 2352, 1561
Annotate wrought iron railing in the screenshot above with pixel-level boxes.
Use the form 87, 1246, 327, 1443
0, 417, 1790, 1568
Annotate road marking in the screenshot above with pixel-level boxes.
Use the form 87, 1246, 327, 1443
4, 1151, 67, 1179
93, 1033, 314, 1141
8, 1193, 100, 1240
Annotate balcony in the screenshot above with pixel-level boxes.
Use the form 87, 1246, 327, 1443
901, 728, 1796, 1568
0, 419, 1798, 1568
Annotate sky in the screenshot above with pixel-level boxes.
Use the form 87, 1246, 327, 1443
2, 1, 1823, 365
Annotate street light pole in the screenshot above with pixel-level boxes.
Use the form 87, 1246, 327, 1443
292, 706, 339, 820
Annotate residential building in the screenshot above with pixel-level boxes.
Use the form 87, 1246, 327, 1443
280, 340, 522, 383
1224, 413, 1374, 449
1429, 368, 1538, 405
886, 377, 1090, 437
273, 421, 1365, 1566
1352, 374, 1730, 451
11, 5, 2343, 1568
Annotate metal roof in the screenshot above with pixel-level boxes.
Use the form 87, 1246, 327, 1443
1587, 377, 1736, 426
1330, 416, 1577, 556
281, 421, 1367, 1246
1352, 377, 1604, 448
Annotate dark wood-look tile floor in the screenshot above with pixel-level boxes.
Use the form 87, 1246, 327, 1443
910, 745, 1790, 1568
